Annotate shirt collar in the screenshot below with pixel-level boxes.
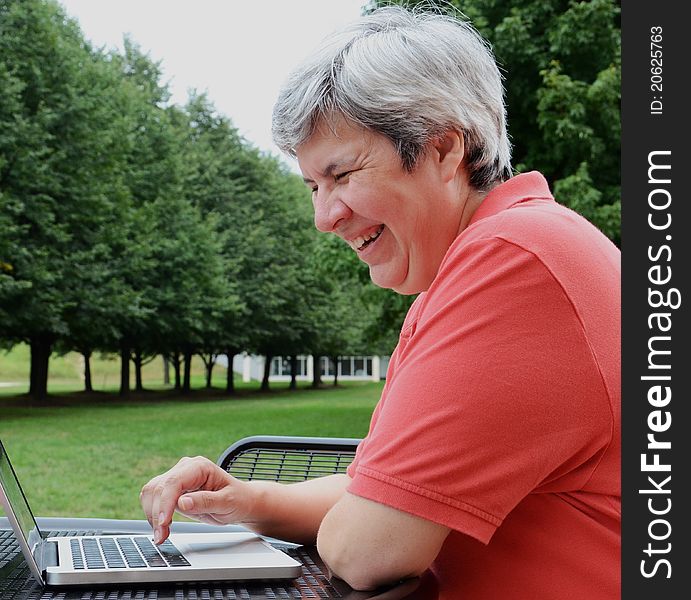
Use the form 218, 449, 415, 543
468, 171, 554, 226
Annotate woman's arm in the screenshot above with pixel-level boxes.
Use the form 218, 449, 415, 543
139, 455, 350, 546
317, 491, 450, 590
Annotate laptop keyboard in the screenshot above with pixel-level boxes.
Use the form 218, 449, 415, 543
0, 529, 21, 568
2, 529, 345, 598
70, 536, 191, 569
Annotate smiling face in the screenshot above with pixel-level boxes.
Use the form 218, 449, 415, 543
297, 118, 480, 295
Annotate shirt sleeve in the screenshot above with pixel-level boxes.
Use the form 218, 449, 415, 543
347, 235, 614, 544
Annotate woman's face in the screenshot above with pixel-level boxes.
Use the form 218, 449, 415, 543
297, 118, 470, 295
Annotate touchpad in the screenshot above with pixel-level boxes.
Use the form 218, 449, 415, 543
187, 539, 275, 555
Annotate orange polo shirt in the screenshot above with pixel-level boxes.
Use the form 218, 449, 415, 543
348, 172, 621, 599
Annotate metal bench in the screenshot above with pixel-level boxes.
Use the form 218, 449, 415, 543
216, 435, 361, 481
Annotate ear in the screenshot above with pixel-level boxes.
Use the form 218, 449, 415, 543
432, 129, 465, 183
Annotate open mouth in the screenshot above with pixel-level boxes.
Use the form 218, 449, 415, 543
352, 225, 384, 252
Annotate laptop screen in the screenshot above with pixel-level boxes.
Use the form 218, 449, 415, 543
0, 440, 43, 554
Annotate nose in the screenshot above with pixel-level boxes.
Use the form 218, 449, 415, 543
313, 189, 352, 233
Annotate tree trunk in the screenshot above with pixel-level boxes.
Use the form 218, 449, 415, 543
225, 351, 236, 395
261, 354, 273, 391
206, 362, 213, 388
203, 354, 215, 388
29, 335, 51, 401
289, 355, 298, 390
83, 350, 93, 393
312, 354, 322, 388
133, 348, 144, 392
331, 355, 339, 387
119, 342, 130, 397
172, 352, 181, 390
163, 355, 170, 385
182, 350, 192, 394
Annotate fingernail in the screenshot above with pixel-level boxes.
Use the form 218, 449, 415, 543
154, 529, 161, 544
179, 496, 192, 511
158, 512, 166, 526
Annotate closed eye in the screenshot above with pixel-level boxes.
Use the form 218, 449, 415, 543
334, 170, 352, 182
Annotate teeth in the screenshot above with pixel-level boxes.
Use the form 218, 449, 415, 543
352, 225, 384, 251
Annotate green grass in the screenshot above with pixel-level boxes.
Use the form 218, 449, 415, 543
0, 345, 382, 523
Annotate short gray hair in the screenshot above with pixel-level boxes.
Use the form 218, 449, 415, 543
272, 5, 512, 190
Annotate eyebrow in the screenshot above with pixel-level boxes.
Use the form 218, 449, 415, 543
302, 159, 354, 184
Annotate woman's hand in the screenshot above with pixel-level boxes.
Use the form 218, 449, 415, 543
141, 457, 350, 546
139, 456, 254, 544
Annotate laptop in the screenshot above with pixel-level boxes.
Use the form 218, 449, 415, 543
0, 439, 302, 587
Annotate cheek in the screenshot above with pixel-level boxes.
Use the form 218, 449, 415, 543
407, 202, 437, 247
353, 181, 432, 250
381, 195, 421, 234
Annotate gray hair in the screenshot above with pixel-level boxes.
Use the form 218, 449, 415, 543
272, 5, 512, 190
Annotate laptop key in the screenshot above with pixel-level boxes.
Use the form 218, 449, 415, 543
158, 540, 191, 567
133, 537, 170, 567
81, 538, 105, 569
115, 537, 147, 568
69, 539, 85, 569
99, 538, 126, 568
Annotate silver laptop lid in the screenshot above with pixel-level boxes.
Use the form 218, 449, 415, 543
0, 439, 46, 585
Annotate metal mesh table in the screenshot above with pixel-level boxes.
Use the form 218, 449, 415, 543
0, 524, 346, 600
1, 437, 437, 599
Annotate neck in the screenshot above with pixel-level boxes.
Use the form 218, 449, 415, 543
456, 187, 488, 236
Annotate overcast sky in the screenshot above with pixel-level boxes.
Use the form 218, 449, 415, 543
57, 0, 368, 171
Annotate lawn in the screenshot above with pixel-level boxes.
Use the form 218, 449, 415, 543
0, 349, 382, 523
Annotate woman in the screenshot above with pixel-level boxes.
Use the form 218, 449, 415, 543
141, 7, 620, 598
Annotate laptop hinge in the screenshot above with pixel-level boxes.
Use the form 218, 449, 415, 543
36, 539, 59, 569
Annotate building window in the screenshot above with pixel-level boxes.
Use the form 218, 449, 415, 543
270, 356, 308, 377
320, 357, 335, 377
336, 356, 373, 377
270, 357, 284, 376
339, 357, 352, 376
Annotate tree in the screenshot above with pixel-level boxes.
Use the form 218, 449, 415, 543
140, 195, 234, 395
374, 0, 621, 245
177, 95, 317, 393
1, 1, 429, 400
244, 158, 317, 391
303, 233, 384, 386
170, 96, 250, 393
103, 39, 194, 396
0, 59, 32, 339
0, 0, 137, 399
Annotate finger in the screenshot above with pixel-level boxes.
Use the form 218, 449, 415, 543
156, 521, 170, 545
177, 492, 234, 527
151, 457, 218, 542
177, 490, 225, 517
176, 479, 243, 524
150, 477, 187, 543
141, 479, 174, 544
140, 475, 164, 528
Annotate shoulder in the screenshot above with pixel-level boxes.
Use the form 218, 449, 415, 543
469, 196, 615, 254
436, 197, 620, 302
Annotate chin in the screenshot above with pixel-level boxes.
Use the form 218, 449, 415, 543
370, 267, 422, 295
392, 282, 425, 295
369, 268, 399, 292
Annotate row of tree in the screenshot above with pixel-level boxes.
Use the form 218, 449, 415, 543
0, 0, 399, 400
1, 0, 621, 401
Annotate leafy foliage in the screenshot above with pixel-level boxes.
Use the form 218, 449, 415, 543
7, 0, 620, 399
0, 0, 136, 396
0, 1, 395, 398
374, 0, 620, 244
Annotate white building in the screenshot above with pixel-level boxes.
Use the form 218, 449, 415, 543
229, 354, 390, 383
